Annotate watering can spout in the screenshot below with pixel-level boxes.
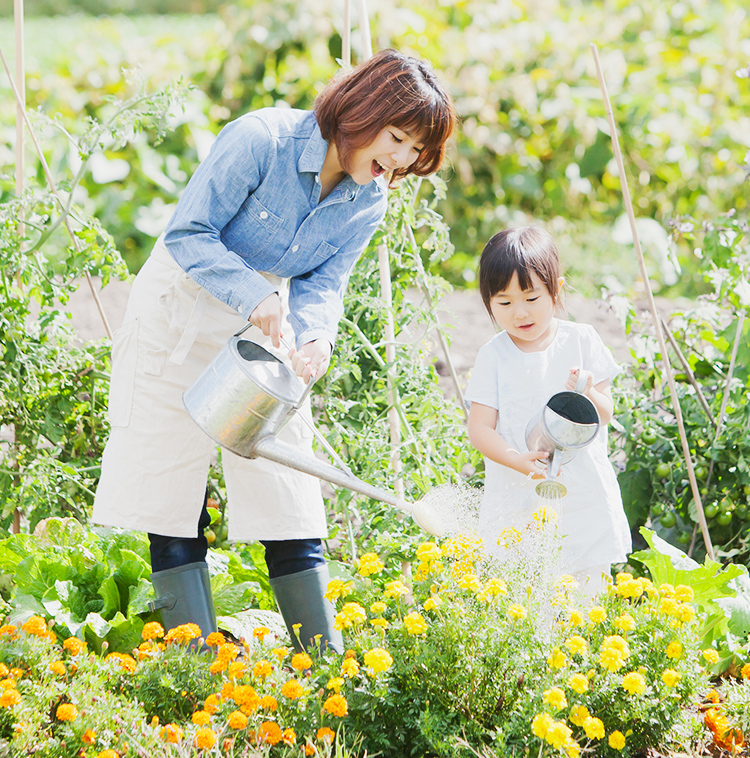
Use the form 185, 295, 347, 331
251, 437, 445, 537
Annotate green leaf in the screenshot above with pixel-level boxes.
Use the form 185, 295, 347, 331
618, 468, 651, 528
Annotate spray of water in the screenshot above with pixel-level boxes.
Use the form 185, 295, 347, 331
411, 482, 482, 538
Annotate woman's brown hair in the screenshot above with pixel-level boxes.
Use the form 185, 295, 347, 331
315, 49, 456, 184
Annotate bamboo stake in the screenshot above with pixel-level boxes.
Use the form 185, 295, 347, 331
0, 48, 113, 341
590, 43, 714, 560
358, 0, 373, 59
660, 318, 717, 429
342, 0, 351, 67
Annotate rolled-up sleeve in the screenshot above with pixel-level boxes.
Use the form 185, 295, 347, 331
163, 116, 279, 316
288, 201, 386, 348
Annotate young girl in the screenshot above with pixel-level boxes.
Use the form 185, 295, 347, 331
466, 226, 631, 597
93, 49, 456, 651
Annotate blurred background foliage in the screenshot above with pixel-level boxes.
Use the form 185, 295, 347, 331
0, 0, 747, 295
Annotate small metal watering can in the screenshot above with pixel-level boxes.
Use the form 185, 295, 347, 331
525, 371, 600, 498
183, 328, 445, 535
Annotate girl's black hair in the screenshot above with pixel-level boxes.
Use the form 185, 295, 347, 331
478, 226, 562, 319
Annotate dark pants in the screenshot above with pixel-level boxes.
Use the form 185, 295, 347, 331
148, 493, 324, 578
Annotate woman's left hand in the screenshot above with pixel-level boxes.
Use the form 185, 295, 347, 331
289, 339, 333, 382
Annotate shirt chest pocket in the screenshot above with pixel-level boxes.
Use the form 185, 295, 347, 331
278, 239, 339, 273
245, 195, 284, 251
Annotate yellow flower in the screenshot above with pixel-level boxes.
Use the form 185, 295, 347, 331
49, 661, 66, 676
547, 647, 567, 669
253, 659, 273, 678
227, 711, 247, 730
677, 604, 695, 624
616, 579, 643, 599
531, 506, 558, 527
602, 635, 630, 657
228, 661, 247, 679
204, 631, 225, 647
621, 671, 647, 695
532, 712, 553, 738
403, 612, 428, 635
568, 610, 584, 627
658, 583, 676, 598
482, 578, 508, 598
457, 573, 482, 591
666, 641, 683, 660
609, 731, 626, 750
161, 724, 183, 744
342, 658, 360, 678
324, 579, 354, 602
662, 668, 681, 687
424, 595, 442, 611
326, 677, 345, 693
281, 679, 306, 700
55, 703, 78, 721
204, 694, 221, 714
363, 647, 393, 675
261, 695, 277, 710
22, 616, 48, 637
660, 598, 679, 616
416, 542, 442, 562
272, 646, 289, 662
544, 720, 572, 749
674, 585, 694, 602
63, 637, 87, 655
370, 601, 387, 614
567, 673, 589, 694
317, 726, 335, 743
334, 602, 367, 630
217, 642, 239, 663
543, 687, 567, 711
498, 527, 523, 548
358, 552, 385, 576
96, 751, 119, 758
614, 614, 636, 632
702, 649, 720, 665
0, 689, 21, 709
141, 622, 165, 641
370, 617, 389, 631
192, 710, 211, 726
258, 721, 282, 745
564, 636, 588, 656
587, 606, 607, 624
508, 604, 527, 621
323, 693, 349, 717
583, 716, 605, 740
569, 704, 590, 727
252, 626, 270, 642
599, 648, 626, 672
384, 580, 409, 599
283, 728, 296, 745
291, 652, 313, 671
194, 727, 217, 749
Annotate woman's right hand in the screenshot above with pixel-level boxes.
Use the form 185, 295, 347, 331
249, 293, 283, 348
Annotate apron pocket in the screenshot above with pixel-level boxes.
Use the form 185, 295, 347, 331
143, 348, 167, 377
108, 317, 139, 427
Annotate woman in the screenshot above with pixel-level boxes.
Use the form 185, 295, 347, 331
93, 49, 456, 653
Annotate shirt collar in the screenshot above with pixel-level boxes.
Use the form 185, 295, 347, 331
298, 117, 329, 174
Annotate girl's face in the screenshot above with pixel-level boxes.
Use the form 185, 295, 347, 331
489, 270, 562, 352
346, 125, 425, 185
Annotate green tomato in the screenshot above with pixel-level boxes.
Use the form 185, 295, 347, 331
655, 462, 671, 479
703, 502, 719, 520
676, 531, 691, 545
642, 431, 657, 445
660, 511, 677, 529
694, 465, 708, 480
717, 511, 733, 527
744, 485, 750, 496
735, 503, 748, 519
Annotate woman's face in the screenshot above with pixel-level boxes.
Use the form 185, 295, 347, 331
346, 125, 425, 185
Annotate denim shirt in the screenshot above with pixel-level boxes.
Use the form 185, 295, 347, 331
164, 108, 388, 347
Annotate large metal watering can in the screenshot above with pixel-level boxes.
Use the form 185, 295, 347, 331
183, 329, 445, 535
525, 371, 600, 498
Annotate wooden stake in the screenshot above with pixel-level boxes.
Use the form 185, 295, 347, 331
358, 0, 373, 59
590, 43, 714, 560
342, 0, 351, 67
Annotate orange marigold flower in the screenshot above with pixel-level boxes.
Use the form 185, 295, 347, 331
228, 661, 247, 679
232, 684, 260, 710
82, 729, 97, 744
317, 726, 335, 743
56, 703, 78, 721
323, 693, 349, 717
0, 665, 7, 677
0, 689, 21, 708
217, 643, 239, 663
194, 727, 217, 749
0, 626, 17, 637
204, 694, 221, 714
283, 728, 296, 745
204, 631, 225, 647
272, 646, 289, 661
304, 743, 316, 755
0, 678, 15, 690
63, 637, 87, 655
291, 652, 313, 671
192, 710, 211, 726
22, 616, 48, 637
165, 623, 203, 645
261, 695, 278, 711
209, 659, 228, 675
221, 681, 235, 699
281, 679, 306, 699
141, 622, 165, 641
741, 663, 750, 680
258, 721, 282, 745
119, 655, 137, 674
253, 659, 273, 678
253, 626, 270, 642
227, 710, 248, 730
161, 724, 182, 744
49, 661, 66, 676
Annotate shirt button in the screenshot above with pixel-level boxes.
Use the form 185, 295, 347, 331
292, 245, 299, 253
260, 211, 268, 219
315, 176, 320, 183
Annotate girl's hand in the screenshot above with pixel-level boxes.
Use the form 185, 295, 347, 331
249, 293, 283, 348
566, 367, 593, 394
515, 450, 550, 479
289, 339, 333, 382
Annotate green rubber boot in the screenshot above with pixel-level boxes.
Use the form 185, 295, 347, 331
269, 564, 343, 654
149, 561, 217, 648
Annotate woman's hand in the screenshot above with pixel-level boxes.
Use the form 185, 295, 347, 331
249, 293, 283, 347
289, 339, 333, 382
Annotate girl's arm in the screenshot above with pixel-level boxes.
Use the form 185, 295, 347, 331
566, 369, 614, 425
468, 402, 548, 478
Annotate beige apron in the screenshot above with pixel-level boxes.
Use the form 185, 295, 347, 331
92, 236, 327, 541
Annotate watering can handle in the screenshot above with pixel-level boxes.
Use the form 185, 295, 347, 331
574, 369, 591, 394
